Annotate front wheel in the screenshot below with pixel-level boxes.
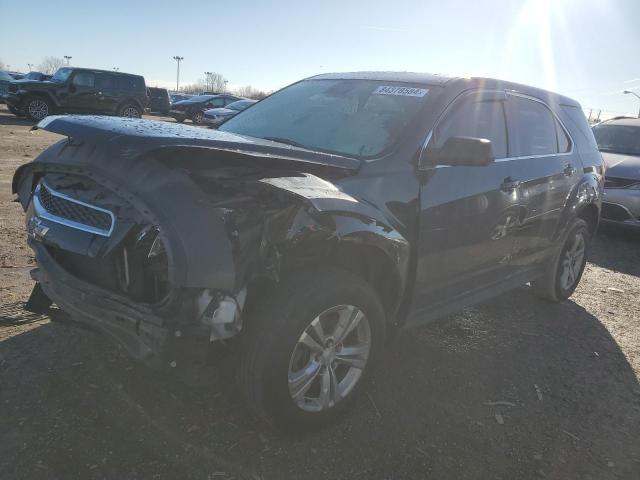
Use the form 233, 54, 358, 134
118, 104, 142, 118
23, 96, 52, 121
8, 105, 23, 116
191, 111, 204, 124
239, 268, 385, 430
531, 218, 590, 302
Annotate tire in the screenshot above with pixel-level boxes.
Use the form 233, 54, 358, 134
531, 218, 590, 302
118, 103, 142, 118
23, 95, 52, 122
8, 105, 23, 117
191, 111, 204, 124
239, 268, 386, 430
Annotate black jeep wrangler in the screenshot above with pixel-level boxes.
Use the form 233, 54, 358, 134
5, 67, 147, 121
13, 72, 603, 429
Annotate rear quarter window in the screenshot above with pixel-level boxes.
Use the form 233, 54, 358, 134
118, 76, 145, 93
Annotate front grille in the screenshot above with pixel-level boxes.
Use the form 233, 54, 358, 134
0, 85, 7, 96
8, 83, 17, 93
605, 177, 638, 189
601, 202, 632, 221
36, 181, 114, 235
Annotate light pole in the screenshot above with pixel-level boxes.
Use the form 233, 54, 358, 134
173, 56, 184, 91
223, 80, 228, 93
64, 55, 72, 65
27, 63, 33, 71
204, 71, 212, 91
623, 90, 640, 118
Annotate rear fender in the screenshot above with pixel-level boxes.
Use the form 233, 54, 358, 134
554, 171, 602, 242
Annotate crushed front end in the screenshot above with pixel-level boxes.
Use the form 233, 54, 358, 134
13, 140, 248, 369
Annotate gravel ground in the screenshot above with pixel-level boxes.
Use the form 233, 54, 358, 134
1, 107, 639, 480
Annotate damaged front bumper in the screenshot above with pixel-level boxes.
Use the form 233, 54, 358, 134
30, 241, 244, 369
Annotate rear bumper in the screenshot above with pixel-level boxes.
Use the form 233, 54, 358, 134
31, 241, 210, 369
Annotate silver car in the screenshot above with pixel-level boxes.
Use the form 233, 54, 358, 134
593, 117, 640, 228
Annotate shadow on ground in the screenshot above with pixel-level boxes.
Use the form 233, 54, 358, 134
589, 225, 640, 277
1, 284, 639, 480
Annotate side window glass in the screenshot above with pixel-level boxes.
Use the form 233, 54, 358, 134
223, 97, 236, 106
556, 119, 571, 153
96, 74, 117, 89
72, 72, 95, 88
210, 98, 225, 107
435, 96, 508, 159
508, 96, 558, 156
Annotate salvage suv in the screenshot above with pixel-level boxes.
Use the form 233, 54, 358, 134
13, 72, 603, 429
5, 67, 147, 121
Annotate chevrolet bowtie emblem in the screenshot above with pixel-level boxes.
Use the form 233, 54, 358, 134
27, 216, 50, 241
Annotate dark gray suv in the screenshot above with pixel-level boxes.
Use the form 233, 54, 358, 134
5, 67, 148, 121
13, 72, 603, 429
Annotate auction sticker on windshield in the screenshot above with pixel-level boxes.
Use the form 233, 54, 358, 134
373, 86, 428, 97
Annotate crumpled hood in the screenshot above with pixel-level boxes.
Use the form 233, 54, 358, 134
35, 115, 360, 171
602, 151, 640, 180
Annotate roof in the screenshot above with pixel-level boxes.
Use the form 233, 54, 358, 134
304, 71, 581, 107
308, 71, 454, 86
599, 117, 640, 127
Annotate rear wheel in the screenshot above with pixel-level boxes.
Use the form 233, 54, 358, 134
531, 218, 590, 302
118, 103, 142, 118
23, 96, 52, 121
239, 268, 385, 429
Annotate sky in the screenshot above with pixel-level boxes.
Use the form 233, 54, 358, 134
1, 0, 639, 118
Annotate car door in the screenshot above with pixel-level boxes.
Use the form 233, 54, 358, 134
411, 90, 521, 314
505, 93, 577, 266
66, 71, 98, 112
95, 73, 120, 113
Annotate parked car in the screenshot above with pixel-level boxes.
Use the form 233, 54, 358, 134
169, 93, 192, 104
593, 117, 640, 228
203, 99, 256, 127
4, 67, 148, 121
22, 71, 52, 82
8, 71, 25, 80
147, 87, 170, 115
0, 70, 13, 105
13, 72, 603, 429
169, 94, 240, 124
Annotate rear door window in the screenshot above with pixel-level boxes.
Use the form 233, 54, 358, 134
435, 95, 508, 159
96, 74, 118, 90
207, 98, 226, 108
508, 96, 558, 156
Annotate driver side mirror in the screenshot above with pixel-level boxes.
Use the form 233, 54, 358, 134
423, 136, 495, 168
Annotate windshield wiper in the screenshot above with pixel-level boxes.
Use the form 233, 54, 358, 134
262, 136, 309, 149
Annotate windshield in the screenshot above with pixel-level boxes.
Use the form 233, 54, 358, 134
183, 95, 214, 103
0, 71, 13, 81
593, 124, 640, 155
25, 72, 42, 80
51, 68, 73, 83
227, 100, 254, 111
219, 79, 430, 158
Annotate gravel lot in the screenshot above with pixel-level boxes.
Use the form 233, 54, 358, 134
1, 107, 639, 480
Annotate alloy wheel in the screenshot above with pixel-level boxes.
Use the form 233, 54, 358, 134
28, 99, 48, 120
121, 106, 140, 118
560, 231, 586, 290
287, 304, 371, 413
193, 112, 204, 124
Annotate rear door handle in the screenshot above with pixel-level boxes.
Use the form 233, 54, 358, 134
564, 164, 576, 176
500, 177, 521, 192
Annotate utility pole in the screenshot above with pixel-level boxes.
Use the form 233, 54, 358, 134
64, 55, 72, 65
173, 56, 184, 91
204, 71, 212, 91
27, 63, 33, 71
623, 90, 640, 118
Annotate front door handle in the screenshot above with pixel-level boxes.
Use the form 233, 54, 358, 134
564, 164, 576, 176
500, 177, 521, 192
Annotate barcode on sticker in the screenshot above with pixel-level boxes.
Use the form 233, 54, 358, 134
373, 86, 428, 97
